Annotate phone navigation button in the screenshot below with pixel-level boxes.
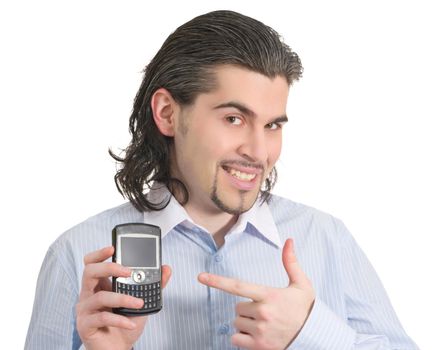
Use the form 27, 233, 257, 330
132, 270, 146, 283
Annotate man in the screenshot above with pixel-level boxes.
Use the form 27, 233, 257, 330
25, 10, 418, 350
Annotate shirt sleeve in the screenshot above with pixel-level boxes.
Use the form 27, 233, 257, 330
288, 221, 419, 350
25, 244, 82, 350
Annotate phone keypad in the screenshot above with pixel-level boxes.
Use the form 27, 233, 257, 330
117, 281, 161, 310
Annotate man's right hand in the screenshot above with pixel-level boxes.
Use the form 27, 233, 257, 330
76, 246, 172, 350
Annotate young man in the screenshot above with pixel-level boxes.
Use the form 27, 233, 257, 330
26, 10, 418, 350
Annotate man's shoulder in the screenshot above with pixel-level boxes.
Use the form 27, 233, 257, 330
268, 193, 337, 222
51, 202, 143, 255
267, 193, 350, 242
68, 201, 143, 233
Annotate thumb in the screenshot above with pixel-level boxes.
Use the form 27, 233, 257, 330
282, 238, 307, 287
161, 265, 172, 289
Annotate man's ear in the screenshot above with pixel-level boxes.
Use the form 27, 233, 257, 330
151, 88, 179, 137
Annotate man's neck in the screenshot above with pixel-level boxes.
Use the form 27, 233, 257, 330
183, 201, 239, 248
168, 182, 240, 247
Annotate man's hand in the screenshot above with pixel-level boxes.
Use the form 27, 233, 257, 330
76, 246, 172, 350
198, 238, 314, 350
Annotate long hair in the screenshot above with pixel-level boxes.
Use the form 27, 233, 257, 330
110, 10, 303, 212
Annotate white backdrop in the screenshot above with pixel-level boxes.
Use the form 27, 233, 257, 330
0, 1, 433, 348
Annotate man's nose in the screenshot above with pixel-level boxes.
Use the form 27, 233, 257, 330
237, 129, 268, 163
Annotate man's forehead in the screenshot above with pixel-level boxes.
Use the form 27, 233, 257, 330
198, 65, 289, 115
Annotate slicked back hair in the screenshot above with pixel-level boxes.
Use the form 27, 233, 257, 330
110, 10, 303, 212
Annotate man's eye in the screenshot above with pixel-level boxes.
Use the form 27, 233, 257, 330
266, 122, 282, 130
226, 116, 242, 125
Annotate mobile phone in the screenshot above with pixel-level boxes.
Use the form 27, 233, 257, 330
112, 223, 162, 316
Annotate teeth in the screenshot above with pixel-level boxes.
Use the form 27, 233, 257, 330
229, 168, 256, 181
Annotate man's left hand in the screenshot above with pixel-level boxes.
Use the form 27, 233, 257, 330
198, 238, 315, 350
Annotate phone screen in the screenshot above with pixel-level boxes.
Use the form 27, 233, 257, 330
121, 237, 157, 268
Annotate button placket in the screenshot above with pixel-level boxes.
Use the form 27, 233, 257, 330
218, 323, 230, 335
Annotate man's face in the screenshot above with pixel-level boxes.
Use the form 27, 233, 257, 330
171, 65, 289, 215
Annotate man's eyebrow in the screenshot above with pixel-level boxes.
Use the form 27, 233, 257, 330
213, 101, 288, 123
272, 115, 289, 124
213, 101, 256, 117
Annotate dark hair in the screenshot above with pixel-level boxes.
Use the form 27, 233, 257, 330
110, 10, 303, 212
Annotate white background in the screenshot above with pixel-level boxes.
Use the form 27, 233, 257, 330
1, 1, 433, 348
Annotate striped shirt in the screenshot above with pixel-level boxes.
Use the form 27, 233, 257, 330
25, 185, 418, 349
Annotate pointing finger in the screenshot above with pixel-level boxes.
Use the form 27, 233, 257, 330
198, 273, 267, 302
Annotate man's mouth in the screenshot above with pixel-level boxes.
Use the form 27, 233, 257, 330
222, 165, 259, 182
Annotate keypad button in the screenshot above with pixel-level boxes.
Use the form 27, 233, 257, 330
116, 281, 161, 311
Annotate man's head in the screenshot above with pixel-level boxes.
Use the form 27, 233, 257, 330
111, 10, 303, 212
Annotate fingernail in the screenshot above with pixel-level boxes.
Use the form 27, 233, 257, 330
135, 298, 144, 307
199, 273, 209, 282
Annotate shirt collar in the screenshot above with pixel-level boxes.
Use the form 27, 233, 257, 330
234, 199, 282, 248
143, 184, 282, 248
142, 184, 195, 238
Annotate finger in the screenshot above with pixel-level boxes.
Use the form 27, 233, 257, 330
282, 238, 307, 286
84, 246, 114, 265
102, 265, 170, 292
80, 262, 131, 299
78, 290, 144, 313
231, 332, 255, 349
80, 311, 137, 334
198, 273, 267, 301
81, 263, 131, 298
83, 262, 130, 286
235, 301, 257, 319
100, 277, 113, 292
233, 315, 257, 335
161, 265, 172, 289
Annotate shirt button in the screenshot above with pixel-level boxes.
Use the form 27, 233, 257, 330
218, 323, 230, 335
214, 254, 223, 262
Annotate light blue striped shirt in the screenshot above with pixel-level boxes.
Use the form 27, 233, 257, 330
25, 186, 418, 349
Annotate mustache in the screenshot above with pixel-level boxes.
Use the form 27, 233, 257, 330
218, 160, 265, 171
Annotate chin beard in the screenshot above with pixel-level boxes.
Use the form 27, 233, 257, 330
210, 163, 263, 214
210, 188, 258, 215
